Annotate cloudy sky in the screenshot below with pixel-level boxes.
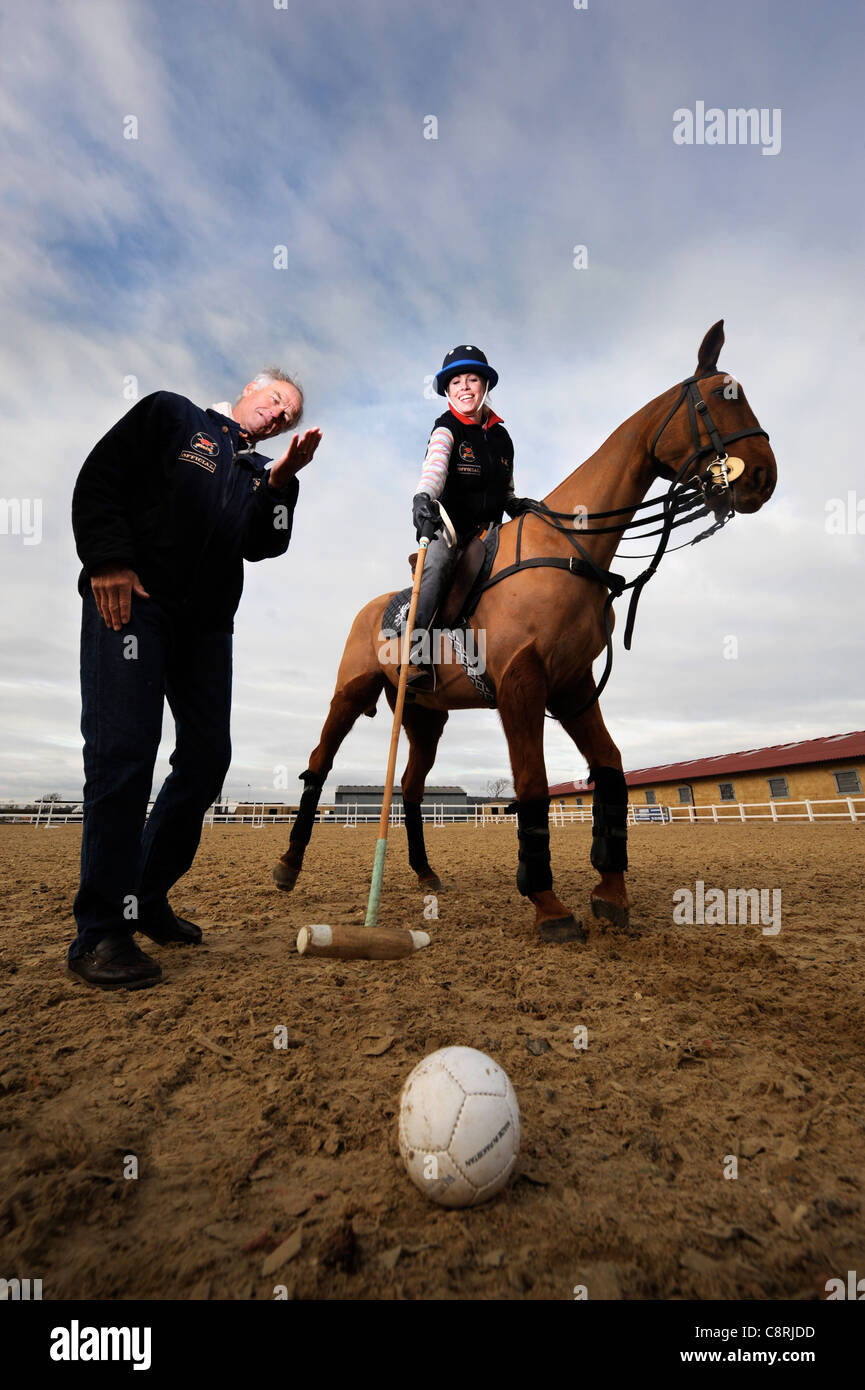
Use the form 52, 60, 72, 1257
0, 0, 861, 803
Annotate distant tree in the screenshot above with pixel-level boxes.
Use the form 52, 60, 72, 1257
486, 777, 512, 799
41, 792, 62, 802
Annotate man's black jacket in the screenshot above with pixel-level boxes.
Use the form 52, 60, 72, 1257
72, 391, 299, 633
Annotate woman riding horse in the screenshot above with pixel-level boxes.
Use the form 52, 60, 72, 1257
274, 323, 777, 943
406, 345, 532, 690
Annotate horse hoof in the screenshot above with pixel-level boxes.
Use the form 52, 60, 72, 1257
272, 862, 299, 892
418, 873, 442, 891
538, 915, 587, 944
591, 897, 630, 931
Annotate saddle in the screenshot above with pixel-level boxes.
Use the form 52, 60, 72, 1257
407, 528, 500, 627
382, 528, 501, 704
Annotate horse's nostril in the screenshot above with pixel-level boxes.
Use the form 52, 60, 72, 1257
752, 465, 765, 492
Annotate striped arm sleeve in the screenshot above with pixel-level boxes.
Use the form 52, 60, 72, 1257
416, 426, 454, 500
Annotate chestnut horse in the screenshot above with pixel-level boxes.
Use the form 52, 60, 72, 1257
274, 322, 777, 941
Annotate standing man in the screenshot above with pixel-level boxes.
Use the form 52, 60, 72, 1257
69, 370, 321, 989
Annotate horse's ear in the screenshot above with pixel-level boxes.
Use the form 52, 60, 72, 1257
696, 320, 725, 373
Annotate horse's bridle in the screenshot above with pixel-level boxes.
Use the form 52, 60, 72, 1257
649, 371, 771, 509
477, 369, 772, 721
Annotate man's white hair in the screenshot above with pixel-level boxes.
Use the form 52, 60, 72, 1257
236, 368, 304, 427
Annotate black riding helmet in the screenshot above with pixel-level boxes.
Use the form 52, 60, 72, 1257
434, 344, 499, 397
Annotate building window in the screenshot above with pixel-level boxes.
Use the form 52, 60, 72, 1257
834, 769, 862, 795
768, 776, 789, 799
645, 790, 656, 805
575, 797, 583, 807
718, 783, 735, 801
678, 786, 693, 805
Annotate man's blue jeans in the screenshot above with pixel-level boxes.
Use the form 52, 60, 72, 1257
69, 591, 232, 960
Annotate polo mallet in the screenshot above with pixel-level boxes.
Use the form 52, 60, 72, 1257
296, 506, 450, 960
364, 508, 446, 927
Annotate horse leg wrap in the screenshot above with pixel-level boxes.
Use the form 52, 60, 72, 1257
516, 798, 553, 896
289, 769, 325, 849
590, 765, 629, 872
403, 801, 430, 874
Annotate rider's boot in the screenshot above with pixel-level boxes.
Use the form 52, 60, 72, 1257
403, 536, 458, 692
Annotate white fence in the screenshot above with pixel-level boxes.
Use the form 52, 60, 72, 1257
2, 797, 862, 827
666, 797, 864, 824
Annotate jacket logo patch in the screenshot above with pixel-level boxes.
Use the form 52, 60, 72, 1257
179, 449, 217, 473
190, 432, 220, 457
458, 442, 476, 462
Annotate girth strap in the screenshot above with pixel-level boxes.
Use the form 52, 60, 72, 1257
474, 523, 627, 719
479, 553, 626, 597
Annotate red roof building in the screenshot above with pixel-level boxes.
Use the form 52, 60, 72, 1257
549, 732, 865, 812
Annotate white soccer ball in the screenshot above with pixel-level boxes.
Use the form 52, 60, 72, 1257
398, 1046, 520, 1208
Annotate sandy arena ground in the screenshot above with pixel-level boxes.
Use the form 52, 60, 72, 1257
0, 820, 863, 1301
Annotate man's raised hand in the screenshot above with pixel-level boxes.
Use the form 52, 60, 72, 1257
268, 428, 322, 490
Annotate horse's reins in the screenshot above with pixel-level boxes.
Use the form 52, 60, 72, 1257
476, 371, 770, 718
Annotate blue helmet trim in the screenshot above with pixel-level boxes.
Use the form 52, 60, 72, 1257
435, 358, 499, 395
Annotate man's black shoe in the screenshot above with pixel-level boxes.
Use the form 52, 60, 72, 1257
68, 934, 162, 990
138, 910, 203, 946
